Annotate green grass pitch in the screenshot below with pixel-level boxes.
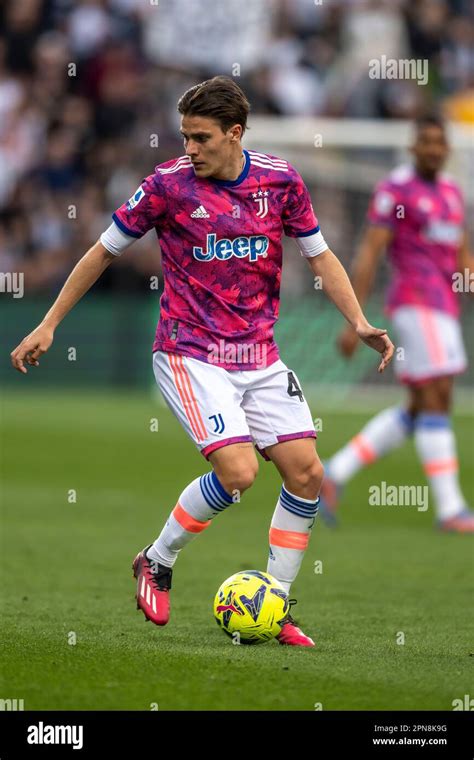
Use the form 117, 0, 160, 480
1, 388, 472, 711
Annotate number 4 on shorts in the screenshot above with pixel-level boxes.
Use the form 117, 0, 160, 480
287, 371, 304, 402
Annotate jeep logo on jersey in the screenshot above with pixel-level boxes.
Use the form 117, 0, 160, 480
193, 233, 269, 262
424, 220, 462, 245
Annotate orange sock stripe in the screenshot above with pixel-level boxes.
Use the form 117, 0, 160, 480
173, 503, 212, 533
352, 433, 377, 464
424, 458, 458, 476
269, 527, 310, 550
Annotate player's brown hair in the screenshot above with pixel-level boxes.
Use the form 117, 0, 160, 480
177, 76, 250, 136
414, 114, 446, 135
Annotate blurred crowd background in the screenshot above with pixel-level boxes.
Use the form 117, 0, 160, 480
0, 0, 473, 295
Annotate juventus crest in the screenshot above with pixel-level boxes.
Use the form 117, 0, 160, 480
252, 189, 270, 219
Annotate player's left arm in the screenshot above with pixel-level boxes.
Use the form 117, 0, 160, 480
306, 249, 394, 373
282, 167, 394, 373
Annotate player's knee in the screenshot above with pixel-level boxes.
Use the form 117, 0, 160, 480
437, 382, 452, 412
416, 378, 453, 414
290, 458, 324, 494
419, 388, 450, 413
216, 462, 258, 496
231, 465, 259, 493
310, 459, 325, 492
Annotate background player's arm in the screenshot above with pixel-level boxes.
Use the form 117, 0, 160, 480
336, 224, 392, 358
307, 246, 394, 373
11, 240, 116, 374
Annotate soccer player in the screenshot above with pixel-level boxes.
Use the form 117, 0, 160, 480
319, 116, 473, 534
11, 77, 394, 646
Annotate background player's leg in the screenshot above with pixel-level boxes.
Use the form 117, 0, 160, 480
412, 377, 470, 523
318, 405, 414, 523
324, 406, 414, 488
264, 438, 323, 593
147, 443, 258, 568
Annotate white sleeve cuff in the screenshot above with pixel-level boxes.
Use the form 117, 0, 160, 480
100, 222, 137, 256
295, 230, 329, 258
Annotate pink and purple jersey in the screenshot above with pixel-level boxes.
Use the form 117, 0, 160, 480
112, 149, 320, 370
367, 165, 465, 318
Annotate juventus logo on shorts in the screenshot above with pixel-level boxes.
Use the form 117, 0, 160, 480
209, 413, 225, 434
252, 189, 270, 219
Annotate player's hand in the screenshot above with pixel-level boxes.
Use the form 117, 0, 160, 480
355, 323, 394, 373
10, 324, 55, 374
337, 325, 359, 358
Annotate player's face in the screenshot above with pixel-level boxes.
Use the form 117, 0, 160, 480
412, 125, 449, 177
180, 115, 241, 179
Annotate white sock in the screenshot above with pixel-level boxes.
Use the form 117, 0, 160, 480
147, 472, 234, 567
328, 406, 414, 484
414, 413, 466, 520
267, 484, 320, 594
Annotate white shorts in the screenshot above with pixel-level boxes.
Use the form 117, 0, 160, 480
391, 305, 467, 385
152, 351, 317, 461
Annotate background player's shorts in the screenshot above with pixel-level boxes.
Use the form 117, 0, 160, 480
152, 351, 316, 461
391, 305, 467, 385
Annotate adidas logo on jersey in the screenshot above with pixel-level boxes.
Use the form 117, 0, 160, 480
191, 205, 210, 218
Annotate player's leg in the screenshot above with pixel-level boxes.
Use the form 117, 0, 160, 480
411, 376, 474, 532
207, 440, 259, 497
320, 304, 469, 526
147, 442, 258, 569
264, 437, 323, 592
242, 360, 320, 645
318, 308, 420, 523
133, 352, 257, 626
146, 354, 259, 566
264, 438, 322, 647
397, 305, 471, 531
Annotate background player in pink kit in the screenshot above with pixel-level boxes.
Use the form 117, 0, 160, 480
10, 77, 394, 646
319, 116, 474, 533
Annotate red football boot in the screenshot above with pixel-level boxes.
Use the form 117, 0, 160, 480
438, 508, 474, 534
276, 599, 315, 647
132, 545, 173, 626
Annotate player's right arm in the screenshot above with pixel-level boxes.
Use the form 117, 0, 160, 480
10, 240, 116, 374
11, 171, 165, 374
337, 224, 392, 358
